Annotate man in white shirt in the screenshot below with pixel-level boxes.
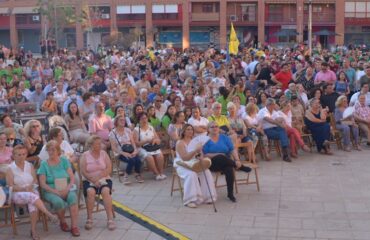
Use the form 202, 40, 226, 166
187, 107, 209, 137
257, 98, 290, 162
350, 83, 370, 106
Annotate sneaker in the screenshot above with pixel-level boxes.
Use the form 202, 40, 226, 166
123, 175, 131, 185
185, 202, 197, 208
160, 174, 167, 180
155, 175, 162, 181
135, 175, 144, 183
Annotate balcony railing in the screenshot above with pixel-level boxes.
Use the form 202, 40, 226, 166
304, 13, 335, 23
191, 12, 219, 22
267, 14, 296, 23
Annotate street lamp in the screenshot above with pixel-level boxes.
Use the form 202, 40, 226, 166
308, 0, 312, 56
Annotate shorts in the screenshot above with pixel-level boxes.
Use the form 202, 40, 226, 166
82, 179, 113, 198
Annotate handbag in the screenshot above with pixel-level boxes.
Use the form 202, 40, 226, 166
139, 126, 162, 152
112, 129, 134, 153
176, 157, 212, 173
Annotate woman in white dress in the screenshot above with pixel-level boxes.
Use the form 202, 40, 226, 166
6, 145, 57, 240
174, 124, 216, 208
133, 112, 166, 181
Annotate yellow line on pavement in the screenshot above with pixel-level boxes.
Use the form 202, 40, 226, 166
112, 199, 190, 240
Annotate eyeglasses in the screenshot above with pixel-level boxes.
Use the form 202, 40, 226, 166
31, 125, 40, 128
209, 125, 218, 129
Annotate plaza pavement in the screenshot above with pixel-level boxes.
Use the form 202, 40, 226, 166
2, 147, 370, 240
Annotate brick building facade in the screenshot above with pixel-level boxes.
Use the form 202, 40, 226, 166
0, 0, 368, 52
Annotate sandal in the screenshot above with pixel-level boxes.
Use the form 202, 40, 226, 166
85, 219, 93, 230
60, 222, 70, 232
71, 226, 80, 237
30, 230, 40, 240
107, 220, 116, 231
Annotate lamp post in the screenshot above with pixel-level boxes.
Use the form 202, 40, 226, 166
308, 0, 312, 56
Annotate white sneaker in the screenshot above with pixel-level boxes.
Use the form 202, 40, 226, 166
155, 175, 162, 181
123, 175, 131, 185
160, 174, 167, 180
185, 202, 197, 208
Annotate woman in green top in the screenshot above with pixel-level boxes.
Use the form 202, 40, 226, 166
216, 86, 231, 115
37, 140, 80, 237
147, 106, 161, 131
161, 104, 176, 130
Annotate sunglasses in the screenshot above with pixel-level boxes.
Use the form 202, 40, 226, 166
7, 138, 15, 141
31, 125, 40, 128
209, 125, 218, 129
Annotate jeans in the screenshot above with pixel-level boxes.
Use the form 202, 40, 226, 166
118, 155, 142, 174
264, 127, 289, 148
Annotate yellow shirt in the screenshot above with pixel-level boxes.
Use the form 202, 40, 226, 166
208, 115, 230, 127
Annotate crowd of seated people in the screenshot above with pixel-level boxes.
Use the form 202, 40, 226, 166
1, 41, 370, 239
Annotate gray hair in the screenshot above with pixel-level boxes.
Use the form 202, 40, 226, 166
212, 102, 222, 110
266, 98, 276, 106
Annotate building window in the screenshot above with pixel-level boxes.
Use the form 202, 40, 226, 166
202, 3, 213, 13
16, 14, 28, 24
345, 1, 370, 18
241, 4, 257, 22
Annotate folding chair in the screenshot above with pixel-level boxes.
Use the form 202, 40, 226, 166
329, 113, 343, 150
170, 168, 183, 198
234, 142, 260, 192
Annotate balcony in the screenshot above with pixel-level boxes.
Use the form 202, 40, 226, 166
191, 12, 219, 22
303, 13, 335, 25
267, 14, 296, 24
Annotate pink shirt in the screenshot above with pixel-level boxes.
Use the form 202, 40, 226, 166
314, 70, 337, 85
88, 114, 113, 141
0, 147, 12, 164
84, 150, 109, 179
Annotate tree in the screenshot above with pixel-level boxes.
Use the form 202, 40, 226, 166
35, 0, 83, 48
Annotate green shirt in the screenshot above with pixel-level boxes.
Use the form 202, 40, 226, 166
87, 66, 96, 77
54, 67, 63, 80
236, 92, 246, 106
149, 117, 161, 130
37, 156, 71, 189
105, 108, 115, 118
217, 96, 229, 115
13, 67, 23, 78
161, 115, 171, 130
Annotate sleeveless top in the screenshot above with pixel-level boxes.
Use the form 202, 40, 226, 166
10, 161, 33, 187
84, 150, 109, 180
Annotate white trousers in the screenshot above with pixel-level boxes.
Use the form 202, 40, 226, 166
175, 165, 217, 205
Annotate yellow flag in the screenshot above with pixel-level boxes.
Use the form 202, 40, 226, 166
229, 23, 239, 55
149, 50, 155, 61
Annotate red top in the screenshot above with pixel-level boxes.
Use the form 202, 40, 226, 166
275, 71, 292, 91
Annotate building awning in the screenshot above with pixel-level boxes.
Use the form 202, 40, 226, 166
12, 7, 38, 14
0, 8, 9, 14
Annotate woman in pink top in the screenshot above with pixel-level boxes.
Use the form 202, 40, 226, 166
88, 102, 113, 148
80, 135, 115, 231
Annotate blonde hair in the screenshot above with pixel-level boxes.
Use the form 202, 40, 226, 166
335, 95, 347, 107
85, 135, 101, 150
45, 140, 62, 156
246, 103, 259, 115
23, 120, 41, 137
113, 114, 126, 127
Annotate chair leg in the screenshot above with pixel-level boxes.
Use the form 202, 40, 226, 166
41, 212, 48, 232
11, 206, 17, 235
255, 169, 260, 192
234, 171, 238, 194
170, 174, 176, 196
177, 175, 183, 198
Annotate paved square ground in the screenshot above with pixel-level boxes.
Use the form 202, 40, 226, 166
2, 148, 370, 240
